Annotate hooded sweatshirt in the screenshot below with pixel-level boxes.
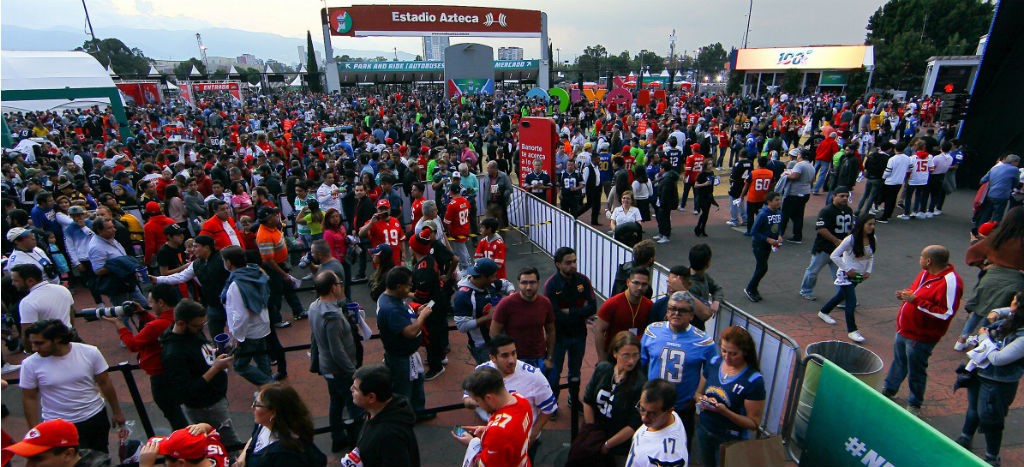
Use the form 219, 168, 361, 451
220, 264, 269, 315
896, 265, 963, 344
346, 395, 421, 467
159, 330, 227, 408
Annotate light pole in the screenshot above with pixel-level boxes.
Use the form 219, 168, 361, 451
743, 0, 753, 48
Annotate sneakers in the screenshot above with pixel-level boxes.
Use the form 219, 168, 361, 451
882, 388, 897, 400
933, 209, 943, 216
693, 209, 699, 215
801, 294, 817, 301
293, 312, 308, 321
924, 212, 935, 218
424, 366, 446, 381
953, 338, 968, 352
351, 276, 368, 284
785, 237, 803, 244
651, 234, 664, 241
897, 214, 911, 220
955, 435, 973, 450
848, 330, 866, 342
818, 312, 837, 325
877, 218, 889, 224
726, 220, 738, 226
298, 257, 310, 269
906, 404, 922, 417
274, 321, 292, 329
656, 236, 671, 244
442, 357, 449, 366
677, 207, 687, 212
744, 288, 762, 302
1, 363, 20, 375
915, 212, 927, 219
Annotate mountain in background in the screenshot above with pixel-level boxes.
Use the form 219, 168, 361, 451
0, 25, 419, 65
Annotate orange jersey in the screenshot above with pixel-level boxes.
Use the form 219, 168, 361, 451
746, 168, 774, 203
477, 393, 533, 467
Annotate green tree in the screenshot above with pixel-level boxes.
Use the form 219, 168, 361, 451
76, 38, 151, 78
694, 42, 728, 82
575, 44, 608, 81
633, 50, 665, 75
781, 69, 802, 94
866, 0, 993, 90
306, 31, 323, 93
726, 70, 743, 95
414, 55, 423, 61
237, 67, 262, 84
173, 58, 207, 81
210, 69, 228, 80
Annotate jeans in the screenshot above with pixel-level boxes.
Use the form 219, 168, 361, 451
425, 302, 450, 371
745, 201, 764, 234
680, 184, 694, 209
879, 184, 902, 220
384, 352, 426, 413
960, 378, 1019, 460
926, 174, 946, 212
800, 252, 839, 297
821, 283, 859, 332
857, 179, 883, 216
780, 195, 809, 240
151, 374, 189, 430
729, 196, 745, 223
74, 408, 111, 454
207, 306, 227, 337
656, 205, 673, 238
326, 374, 364, 446
234, 337, 273, 385
812, 160, 830, 193
975, 198, 1009, 230
451, 241, 472, 270
182, 398, 242, 447
746, 243, 771, 295
910, 184, 929, 213
960, 312, 987, 339
883, 333, 937, 407
547, 334, 586, 401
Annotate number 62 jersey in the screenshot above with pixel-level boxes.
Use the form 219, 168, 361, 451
640, 322, 717, 410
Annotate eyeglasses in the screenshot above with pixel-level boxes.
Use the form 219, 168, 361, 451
635, 402, 666, 417
666, 306, 692, 315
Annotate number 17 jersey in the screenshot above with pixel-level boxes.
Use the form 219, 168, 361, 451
640, 322, 717, 410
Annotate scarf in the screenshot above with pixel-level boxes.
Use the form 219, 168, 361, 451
221, 264, 269, 314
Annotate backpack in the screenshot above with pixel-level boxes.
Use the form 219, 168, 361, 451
611, 261, 634, 297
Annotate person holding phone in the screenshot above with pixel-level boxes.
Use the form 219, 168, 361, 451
376, 267, 433, 419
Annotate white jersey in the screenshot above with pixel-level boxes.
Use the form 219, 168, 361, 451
625, 411, 689, 467
19, 343, 109, 423
466, 360, 558, 418
908, 155, 932, 186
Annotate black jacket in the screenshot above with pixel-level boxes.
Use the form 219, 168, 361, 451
830, 153, 860, 191
657, 169, 681, 207
243, 425, 326, 467
159, 330, 227, 408
355, 395, 420, 467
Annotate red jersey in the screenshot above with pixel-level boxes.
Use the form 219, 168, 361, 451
411, 197, 425, 231
444, 196, 472, 242
364, 217, 405, 263
474, 235, 507, 279
686, 113, 699, 126
684, 153, 705, 184
477, 393, 534, 467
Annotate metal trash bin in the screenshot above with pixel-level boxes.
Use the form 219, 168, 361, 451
793, 340, 885, 446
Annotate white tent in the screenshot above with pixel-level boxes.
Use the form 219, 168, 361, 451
287, 74, 303, 88
189, 65, 202, 77
147, 65, 161, 78
228, 65, 240, 76
106, 64, 117, 77
1, 50, 124, 113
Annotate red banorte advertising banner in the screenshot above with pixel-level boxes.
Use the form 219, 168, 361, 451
518, 117, 557, 204
326, 5, 542, 38
116, 82, 162, 105
192, 82, 242, 101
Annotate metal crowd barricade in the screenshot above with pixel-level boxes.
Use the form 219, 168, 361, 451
574, 221, 634, 299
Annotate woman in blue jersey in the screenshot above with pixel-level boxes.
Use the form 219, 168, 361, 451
694, 326, 766, 467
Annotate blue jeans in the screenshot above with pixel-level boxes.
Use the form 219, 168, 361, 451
821, 283, 858, 332
698, 424, 739, 467
812, 160, 829, 193
384, 352, 426, 413
799, 252, 839, 296
959, 312, 986, 338
960, 378, 1019, 460
857, 179, 883, 216
883, 333, 936, 407
976, 198, 1009, 228
547, 334, 586, 401
234, 337, 273, 386
729, 196, 745, 223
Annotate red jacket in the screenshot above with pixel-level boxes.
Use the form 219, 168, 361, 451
815, 138, 839, 162
118, 312, 174, 376
143, 215, 176, 264
896, 265, 964, 344
199, 215, 243, 250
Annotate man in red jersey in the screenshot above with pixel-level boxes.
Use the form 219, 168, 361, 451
680, 143, 705, 212
474, 218, 507, 279
453, 366, 534, 467
444, 182, 473, 270
359, 198, 406, 264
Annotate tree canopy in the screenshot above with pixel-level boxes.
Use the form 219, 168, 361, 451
76, 38, 151, 78
866, 0, 993, 90
305, 31, 323, 93
173, 58, 207, 80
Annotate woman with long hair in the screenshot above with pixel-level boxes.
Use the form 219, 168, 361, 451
577, 331, 646, 461
695, 326, 766, 467
236, 382, 326, 467
231, 180, 254, 222
322, 208, 352, 299
956, 291, 1024, 466
631, 166, 653, 221
164, 184, 187, 230
368, 244, 396, 302
817, 213, 877, 343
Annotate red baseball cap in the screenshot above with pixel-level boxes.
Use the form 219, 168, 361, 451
152, 429, 209, 460
411, 227, 434, 256
145, 201, 162, 214
978, 221, 998, 237
376, 198, 391, 210
3, 419, 78, 457
691, 143, 702, 151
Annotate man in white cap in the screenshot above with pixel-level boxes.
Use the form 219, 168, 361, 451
4, 227, 60, 284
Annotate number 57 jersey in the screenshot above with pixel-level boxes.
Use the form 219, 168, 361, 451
640, 322, 717, 410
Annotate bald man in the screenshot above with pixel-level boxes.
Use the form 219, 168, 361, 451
882, 245, 963, 416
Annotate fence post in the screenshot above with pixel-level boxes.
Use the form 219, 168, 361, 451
119, 365, 156, 439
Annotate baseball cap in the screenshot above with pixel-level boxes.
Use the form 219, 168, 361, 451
193, 235, 215, 248
978, 221, 998, 237
465, 258, 498, 277
3, 419, 78, 457
834, 186, 852, 194
368, 243, 392, 257
145, 201, 162, 214
376, 198, 391, 210
691, 143, 702, 151
6, 227, 32, 242
164, 223, 185, 236
257, 206, 280, 221
451, 171, 462, 179
151, 429, 209, 460
410, 227, 434, 256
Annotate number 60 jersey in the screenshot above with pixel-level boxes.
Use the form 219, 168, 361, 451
640, 322, 717, 410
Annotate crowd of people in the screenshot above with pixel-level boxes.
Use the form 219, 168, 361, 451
0, 82, 1021, 467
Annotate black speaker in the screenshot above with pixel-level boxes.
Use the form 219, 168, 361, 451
959, 0, 1024, 187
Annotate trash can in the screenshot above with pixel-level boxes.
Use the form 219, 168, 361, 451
792, 340, 885, 446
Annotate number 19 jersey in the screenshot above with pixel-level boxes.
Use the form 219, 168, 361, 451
640, 322, 717, 410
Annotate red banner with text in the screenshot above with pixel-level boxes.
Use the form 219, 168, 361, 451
326, 5, 542, 38
518, 117, 557, 204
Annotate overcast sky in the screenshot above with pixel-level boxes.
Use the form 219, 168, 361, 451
2, 0, 888, 61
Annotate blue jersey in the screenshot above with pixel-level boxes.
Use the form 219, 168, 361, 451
699, 355, 766, 439
598, 152, 613, 184
640, 322, 717, 410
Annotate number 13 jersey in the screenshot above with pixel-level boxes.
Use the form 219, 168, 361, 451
640, 322, 717, 410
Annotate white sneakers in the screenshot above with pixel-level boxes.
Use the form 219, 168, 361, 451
848, 331, 866, 343
953, 338, 968, 352
818, 312, 837, 325
897, 214, 911, 220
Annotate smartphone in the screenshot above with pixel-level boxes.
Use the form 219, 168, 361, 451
453, 426, 467, 437
423, 300, 435, 310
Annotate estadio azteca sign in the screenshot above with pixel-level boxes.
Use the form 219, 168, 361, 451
326, 5, 542, 38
